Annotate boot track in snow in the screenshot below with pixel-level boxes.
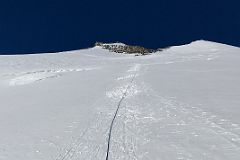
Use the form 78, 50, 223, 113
105, 72, 137, 160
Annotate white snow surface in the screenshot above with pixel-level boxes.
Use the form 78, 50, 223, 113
0, 40, 240, 160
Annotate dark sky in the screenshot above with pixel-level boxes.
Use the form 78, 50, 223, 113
0, 0, 239, 54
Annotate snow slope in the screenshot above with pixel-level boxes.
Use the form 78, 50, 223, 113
0, 40, 240, 160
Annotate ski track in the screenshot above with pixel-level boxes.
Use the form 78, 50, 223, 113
53, 64, 141, 160
104, 64, 240, 160
108, 86, 240, 159
1, 41, 240, 160
8, 67, 100, 86
105, 64, 139, 160
118, 89, 240, 159
52, 63, 240, 160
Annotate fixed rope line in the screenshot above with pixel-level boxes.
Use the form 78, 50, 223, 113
105, 73, 137, 160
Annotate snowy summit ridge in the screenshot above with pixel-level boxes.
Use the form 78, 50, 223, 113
0, 40, 240, 160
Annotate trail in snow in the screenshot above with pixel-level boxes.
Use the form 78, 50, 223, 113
52, 64, 141, 160
0, 40, 240, 160
8, 67, 100, 86
52, 61, 240, 160
105, 64, 139, 160
109, 84, 240, 159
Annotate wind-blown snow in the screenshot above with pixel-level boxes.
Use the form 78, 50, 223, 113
0, 40, 240, 160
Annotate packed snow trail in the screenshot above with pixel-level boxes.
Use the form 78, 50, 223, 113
106, 65, 138, 160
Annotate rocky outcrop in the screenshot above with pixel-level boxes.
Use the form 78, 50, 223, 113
95, 42, 157, 55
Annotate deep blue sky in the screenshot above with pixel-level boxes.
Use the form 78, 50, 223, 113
0, 0, 239, 54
